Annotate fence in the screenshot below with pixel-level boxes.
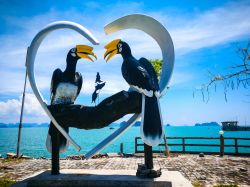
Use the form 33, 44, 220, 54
135, 136, 250, 156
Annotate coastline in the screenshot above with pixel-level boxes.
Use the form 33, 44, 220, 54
0, 154, 249, 187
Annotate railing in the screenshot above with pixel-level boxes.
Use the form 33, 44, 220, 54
135, 136, 250, 156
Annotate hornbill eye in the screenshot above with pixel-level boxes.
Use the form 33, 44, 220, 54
118, 43, 122, 52
71, 48, 76, 57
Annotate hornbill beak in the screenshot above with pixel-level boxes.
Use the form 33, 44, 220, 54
104, 39, 121, 62
76, 45, 97, 62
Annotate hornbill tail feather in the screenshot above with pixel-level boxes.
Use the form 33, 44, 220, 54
46, 123, 69, 153
140, 94, 164, 146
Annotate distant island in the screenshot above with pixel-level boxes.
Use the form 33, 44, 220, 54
119, 121, 170, 127
118, 121, 221, 127
0, 121, 220, 128
195, 122, 220, 126
120, 121, 219, 127
0, 123, 49, 128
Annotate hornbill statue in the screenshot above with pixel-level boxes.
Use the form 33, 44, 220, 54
104, 39, 163, 146
46, 45, 97, 153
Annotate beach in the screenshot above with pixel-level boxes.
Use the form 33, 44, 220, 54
1, 154, 249, 187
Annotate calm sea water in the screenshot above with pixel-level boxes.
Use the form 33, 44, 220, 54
0, 126, 249, 158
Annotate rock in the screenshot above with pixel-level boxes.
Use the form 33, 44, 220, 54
91, 154, 108, 159
123, 153, 134, 157
6, 152, 17, 159
66, 155, 84, 160
137, 163, 147, 170
21, 155, 33, 159
38, 157, 46, 159
198, 175, 206, 180
136, 164, 162, 178
239, 168, 247, 172
107, 153, 121, 157
199, 153, 205, 157
6, 153, 31, 159
0, 166, 14, 170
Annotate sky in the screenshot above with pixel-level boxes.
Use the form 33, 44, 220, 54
0, 0, 249, 125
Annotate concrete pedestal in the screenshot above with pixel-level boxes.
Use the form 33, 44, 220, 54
13, 169, 192, 187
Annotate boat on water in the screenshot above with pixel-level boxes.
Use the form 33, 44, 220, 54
221, 121, 250, 131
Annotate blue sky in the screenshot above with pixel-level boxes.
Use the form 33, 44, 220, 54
0, 0, 249, 125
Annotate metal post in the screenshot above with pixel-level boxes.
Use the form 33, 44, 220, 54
120, 143, 124, 154
235, 138, 238, 155
51, 123, 60, 175
144, 143, 153, 169
220, 134, 224, 157
182, 138, 185, 153
163, 135, 170, 157
16, 48, 29, 158
135, 137, 138, 153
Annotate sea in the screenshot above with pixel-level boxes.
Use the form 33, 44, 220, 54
0, 126, 249, 158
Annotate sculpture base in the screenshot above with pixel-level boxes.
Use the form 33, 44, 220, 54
14, 169, 192, 187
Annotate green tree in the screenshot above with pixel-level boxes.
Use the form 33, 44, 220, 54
149, 59, 163, 80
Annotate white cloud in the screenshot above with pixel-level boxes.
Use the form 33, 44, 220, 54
0, 93, 48, 123
170, 1, 250, 54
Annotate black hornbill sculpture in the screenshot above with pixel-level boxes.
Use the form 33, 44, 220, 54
46, 45, 97, 153
104, 39, 163, 146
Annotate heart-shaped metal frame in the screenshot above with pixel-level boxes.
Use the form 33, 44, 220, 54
26, 15, 174, 156
85, 14, 175, 158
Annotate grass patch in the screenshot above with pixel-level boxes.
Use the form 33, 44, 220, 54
192, 181, 238, 187
1, 158, 23, 164
192, 181, 204, 187
213, 185, 238, 187
0, 178, 15, 187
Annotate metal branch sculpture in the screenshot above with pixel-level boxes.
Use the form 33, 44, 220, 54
48, 90, 141, 129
